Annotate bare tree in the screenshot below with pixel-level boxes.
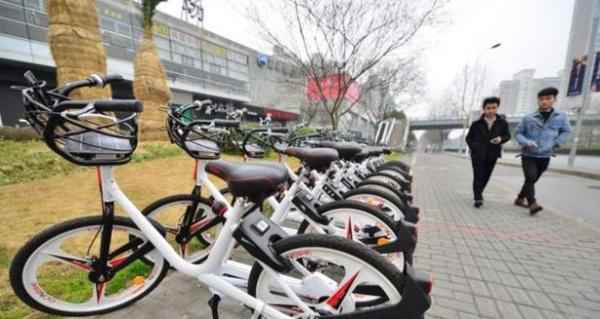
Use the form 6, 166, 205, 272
362, 58, 425, 127
451, 63, 487, 152
248, 0, 446, 130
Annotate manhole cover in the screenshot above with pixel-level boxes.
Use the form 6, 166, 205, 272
588, 185, 600, 190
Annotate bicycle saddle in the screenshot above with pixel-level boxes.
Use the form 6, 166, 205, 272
318, 141, 362, 160
205, 160, 288, 199
285, 147, 339, 170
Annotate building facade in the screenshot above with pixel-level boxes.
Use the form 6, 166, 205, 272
559, 0, 600, 113
0, 0, 299, 127
497, 69, 562, 116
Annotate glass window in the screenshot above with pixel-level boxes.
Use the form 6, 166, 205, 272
25, 10, 48, 27
181, 55, 194, 67
0, 3, 25, 22
154, 36, 170, 50
214, 56, 226, 66
185, 46, 200, 58
172, 42, 185, 53
28, 24, 47, 42
203, 53, 215, 63
202, 62, 211, 73
24, 0, 44, 11
172, 53, 182, 64
0, 17, 28, 38
228, 50, 247, 65
130, 14, 142, 28
100, 16, 116, 32
108, 33, 131, 49
132, 27, 143, 41
116, 22, 131, 36
157, 48, 171, 61
228, 61, 248, 73
228, 70, 248, 81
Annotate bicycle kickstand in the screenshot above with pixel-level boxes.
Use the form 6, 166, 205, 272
208, 294, 221, 319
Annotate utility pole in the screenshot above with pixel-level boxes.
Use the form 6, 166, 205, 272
568, 5, 599, 167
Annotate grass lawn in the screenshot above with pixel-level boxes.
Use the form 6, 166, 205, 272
0, 140, 299, 319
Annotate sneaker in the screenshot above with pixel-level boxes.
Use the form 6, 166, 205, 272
514, 197, 528, 208
529, 203, 543, 215
474, 200, 483, 208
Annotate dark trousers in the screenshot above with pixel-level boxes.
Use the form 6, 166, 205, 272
471, 157, 498, 200
518, 156, 550, 204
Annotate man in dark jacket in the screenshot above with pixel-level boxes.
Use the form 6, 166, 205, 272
466, 97, 511, 208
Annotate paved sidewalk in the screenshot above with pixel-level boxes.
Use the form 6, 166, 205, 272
415, 153, 600, 319
88, 153, 600, 319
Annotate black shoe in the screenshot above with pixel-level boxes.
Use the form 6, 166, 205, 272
529, 203, 543, 215
474, 200, 483, 208
514, 197, 528, 208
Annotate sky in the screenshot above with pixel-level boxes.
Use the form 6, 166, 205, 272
157, 0, 575, 118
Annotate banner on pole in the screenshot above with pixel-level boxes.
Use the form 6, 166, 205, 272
591, 51, 600, 92
567, 55, 587, 96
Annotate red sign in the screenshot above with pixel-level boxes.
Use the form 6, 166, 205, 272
306, 75, 360, 103
263, 108, 298, 121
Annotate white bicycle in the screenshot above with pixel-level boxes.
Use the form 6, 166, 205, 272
9, 72, 432, 318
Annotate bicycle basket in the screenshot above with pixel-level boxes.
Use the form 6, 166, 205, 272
20, 86, 55, 134
166, 110, 224, 160
43, 100, 141, 166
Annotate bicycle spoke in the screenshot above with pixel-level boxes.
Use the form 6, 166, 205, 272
345, 216, 353, 240
94, 282, 106, 305
323, 270, 361, 310
40, 245, 90, 271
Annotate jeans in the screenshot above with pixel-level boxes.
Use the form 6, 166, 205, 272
518, 156, 550, 204
471, 157, 498, 201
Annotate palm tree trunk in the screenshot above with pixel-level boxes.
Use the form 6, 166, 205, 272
47, 0, 110, 100
133, 27, 171, 139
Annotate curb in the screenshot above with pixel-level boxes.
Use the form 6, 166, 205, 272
443, 152, 600, 180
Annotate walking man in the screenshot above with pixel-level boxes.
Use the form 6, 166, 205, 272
514, 87, 571, 215
466, 97, 511, 208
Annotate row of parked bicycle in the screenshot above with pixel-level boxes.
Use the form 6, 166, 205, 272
9, 72, 432, 318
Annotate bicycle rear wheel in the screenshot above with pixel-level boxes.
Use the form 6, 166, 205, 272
10, 216, 168, 316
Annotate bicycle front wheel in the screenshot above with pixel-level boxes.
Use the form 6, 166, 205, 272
247, 234, 404, 316
10, 216, 169, 316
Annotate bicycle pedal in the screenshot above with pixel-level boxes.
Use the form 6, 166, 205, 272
208, 294, 221, 319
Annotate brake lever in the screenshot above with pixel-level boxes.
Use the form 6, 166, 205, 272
63, 102, 96, 119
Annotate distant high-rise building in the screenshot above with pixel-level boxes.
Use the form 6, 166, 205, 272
497, 69, 562, 116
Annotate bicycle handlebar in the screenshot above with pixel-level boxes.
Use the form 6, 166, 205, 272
58, 74, 124, 97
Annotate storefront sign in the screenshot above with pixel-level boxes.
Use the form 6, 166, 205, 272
306, 74, 360, 103
152, 22, 170, 38
170, 29, 200, 47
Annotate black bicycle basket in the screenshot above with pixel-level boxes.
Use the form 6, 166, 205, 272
166, 106, 226, 160
42, 100, 141, 166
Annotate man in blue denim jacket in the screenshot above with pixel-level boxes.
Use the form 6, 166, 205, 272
514, 87, 571, 215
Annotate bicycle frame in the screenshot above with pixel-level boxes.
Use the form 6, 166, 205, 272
97, 165, 312, 319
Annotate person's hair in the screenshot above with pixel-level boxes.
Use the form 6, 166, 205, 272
537, 87, 559, 98
482, 96, 500, 109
